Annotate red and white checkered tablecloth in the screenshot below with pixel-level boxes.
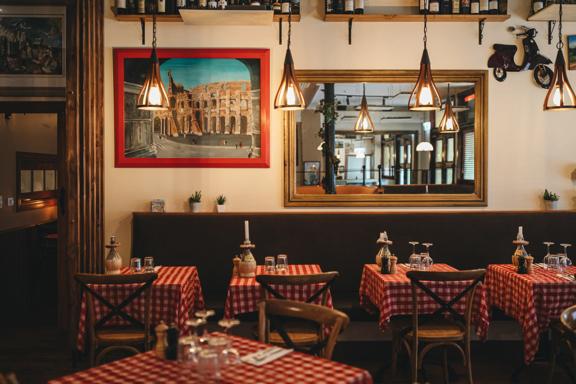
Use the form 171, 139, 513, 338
224, 264, 333, 318
50, 333, 373, 384
359, 264, 490, 339
77, 266, 205, 351
486, 264, 576, 364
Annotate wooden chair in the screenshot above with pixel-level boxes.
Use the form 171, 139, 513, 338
0, 373, 19, 384
75, 272, 158, 366
258, 299, 349, 360
255, 271, 338, 347
394, 269, 485, 384
548, 304, 576, 384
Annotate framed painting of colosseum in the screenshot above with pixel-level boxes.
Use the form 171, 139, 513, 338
113, 48, 270, 167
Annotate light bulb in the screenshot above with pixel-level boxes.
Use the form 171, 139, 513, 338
418, 86, 433, 106
148, 86, 162, 106
286, 85, 297, 106
446, 117, 454, 130
552, 86, 562, 106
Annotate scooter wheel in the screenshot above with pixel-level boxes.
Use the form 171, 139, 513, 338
493, 67, 507, 82
533, 64, 553, 89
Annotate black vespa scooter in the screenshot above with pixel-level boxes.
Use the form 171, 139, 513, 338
487, 26, 553, 88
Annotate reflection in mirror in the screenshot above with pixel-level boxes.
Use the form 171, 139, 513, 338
295, 81, 476, 195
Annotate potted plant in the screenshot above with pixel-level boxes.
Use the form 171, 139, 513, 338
216, 195, 226, 213
188, 191, 202, 213
543, 189, 559, 210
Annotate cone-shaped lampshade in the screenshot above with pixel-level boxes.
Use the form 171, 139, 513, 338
137, 48, 169, 111
544, 49, 576, 111
409, 48, 442, 111
354, 86, 375, 133
439, 86, 460, 134
274, 48, 305, 110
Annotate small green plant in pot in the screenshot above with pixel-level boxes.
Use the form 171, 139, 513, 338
189, 191, 202, 213
216, 195, 227, 213
543, 189, 559, 210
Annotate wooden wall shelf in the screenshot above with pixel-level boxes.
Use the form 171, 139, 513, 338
528, 3, 576, 21
111, 9, 300, 23
323, 13, 510, 22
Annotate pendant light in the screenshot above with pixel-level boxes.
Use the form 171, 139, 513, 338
274, 9, 305, 110
354, 83, 375, 133
438, 84, 460, 133
543, 0, 576, 111
408, 5, 441, 111
137, 8, 169, 111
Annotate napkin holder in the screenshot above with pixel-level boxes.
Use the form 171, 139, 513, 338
238, 240, 257, 277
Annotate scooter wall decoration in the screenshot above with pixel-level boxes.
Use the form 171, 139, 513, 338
488, 26, 553, 89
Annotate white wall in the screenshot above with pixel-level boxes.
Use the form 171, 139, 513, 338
104, 0, 576, 257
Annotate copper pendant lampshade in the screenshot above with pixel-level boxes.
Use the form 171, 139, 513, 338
354, 83, 375, 133
274, 11, 305, 110
409, 8, 441, 112
439, 84, 460, 133
137, 12, 169, 111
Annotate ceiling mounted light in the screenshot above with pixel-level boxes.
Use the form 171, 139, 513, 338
137, 8, 169, 111
408, 6, 441, 111
354, 83, 375, 133
274, 10, 305, 110
438, 84, 460, 134
544, 0, 576, 111
416, 141, 433, 152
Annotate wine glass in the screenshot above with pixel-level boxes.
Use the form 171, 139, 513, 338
186, 317, 206, 341
195, 309, 215, 344
218, 318, 240, 335
421, 243, 434, 270
409, 241, 420, 270
560, 243, 573, 274
214, 318, 241, 366
543, 242, 555, 266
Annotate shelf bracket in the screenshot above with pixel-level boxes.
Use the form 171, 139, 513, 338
279, 18, 283, 45
548, 20, 556, 45
140, 17, 146, 45
478, 18, 485, 45
348, 18, 353, 45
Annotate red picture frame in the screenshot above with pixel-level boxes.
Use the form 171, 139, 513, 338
113, 48, 270, 168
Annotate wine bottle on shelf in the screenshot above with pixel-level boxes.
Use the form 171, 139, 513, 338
460, 0, 470, 13
272, 1, 281, 13
470, 0, 479, 13
452, 0, 460, 13
440, 0, 450, 13
176, 0, 187, 9
354, 0, 364, 14
281, 0, 291, 14
157, 0, 167, 13
488, 0, 498, 14
479, 0, 488, 14
498, 0, 507, 14
146, 0, 155, 13
137, 0, 146, 13
532, 0, 543, 14
261, 0, 271, 10
344, 0, 354, 14
429, 0, 440, 14
326, 0, 334, 14
116, 0, 127, 14
333, 0, 344, 13
419, 0, 428, 14
292, 0, 300, 14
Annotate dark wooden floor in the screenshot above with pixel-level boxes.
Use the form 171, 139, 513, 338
0, 327, 572, 384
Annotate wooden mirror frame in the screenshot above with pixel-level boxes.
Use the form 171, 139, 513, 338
284, 70, 487, 207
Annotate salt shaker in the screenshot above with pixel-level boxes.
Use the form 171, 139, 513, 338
154, 321, 168, 359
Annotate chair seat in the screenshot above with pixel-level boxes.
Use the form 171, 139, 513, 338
269, 329, 320, 346
96, 328, 146, 344
406, 320, 465, 342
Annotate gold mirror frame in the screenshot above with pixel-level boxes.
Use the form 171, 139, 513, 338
284, 70, 488, 207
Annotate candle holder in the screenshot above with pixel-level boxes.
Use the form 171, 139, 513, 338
238, 240, 257, 277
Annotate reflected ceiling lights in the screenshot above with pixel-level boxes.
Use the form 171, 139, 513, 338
438, 84, 460, 133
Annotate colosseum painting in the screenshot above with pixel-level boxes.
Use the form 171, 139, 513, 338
115, 49, 270, 168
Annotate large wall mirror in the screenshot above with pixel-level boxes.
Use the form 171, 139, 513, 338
284, 70, 487, 207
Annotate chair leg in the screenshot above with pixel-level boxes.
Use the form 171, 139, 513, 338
89, 344, 96, 368
465, 341, 473, 384
412, 341, 419, 384
391, 333, 400, 377
443, 346, 450, 384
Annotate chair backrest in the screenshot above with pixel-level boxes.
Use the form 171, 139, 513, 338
561, 304, 576, 334
255, 271, 339, 306
258, 299, 349, 360
406, 269, 486, 339
74, 273, 158, 343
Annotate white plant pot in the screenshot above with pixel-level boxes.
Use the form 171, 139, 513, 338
191, 202, 202, 213
544, 200, 559, 211
216, 204, 226, 213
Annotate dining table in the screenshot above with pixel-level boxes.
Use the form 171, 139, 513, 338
76, 266, 205, 351
485, 263, 576, 364
359, 263, 490, 339
50, 333, 373, 384
224, 264, 333, 319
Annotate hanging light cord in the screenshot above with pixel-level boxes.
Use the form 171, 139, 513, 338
288, 7, 292, 50
557, 0, 563, 50
423, 1, 428, 49
152, 6, 158, 51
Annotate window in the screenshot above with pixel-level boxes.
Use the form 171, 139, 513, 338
463, 131, 475, 181
435, 140, 443, 162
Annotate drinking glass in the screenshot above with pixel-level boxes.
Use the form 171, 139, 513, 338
276, 254, 288, 272
408, 242, 420, 270
264, 256, 276, 274
197, 349, 220, 381
560, 243, 573, 273
208, 335, 241, 366
547, 254, 562, 272
129, 257, 142, 273
143, 256, 154, 272
178, 335, 200, 366
195, 309, 215, 344
186, 317, 206, 340
421, 243, 434, 271
543, 242, 555, 265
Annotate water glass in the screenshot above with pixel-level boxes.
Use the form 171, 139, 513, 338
129, 257, 142, 273
143, 256, 154, 272
420, 253, 434, 270
276, 254, 288, 272
178, 336, 200, 366
547, 254, 562, 271
197, 349, 220, 381
264, 256, 276, 273
409, 253, 421, 270
208, 336, 241, 366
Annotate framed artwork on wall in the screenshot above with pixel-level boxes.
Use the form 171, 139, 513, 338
568, 35, 576, 70
113, 48, 270, 168
0, 6, 66, 98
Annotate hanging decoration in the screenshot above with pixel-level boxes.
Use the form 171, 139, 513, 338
438, 84, 460, 133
